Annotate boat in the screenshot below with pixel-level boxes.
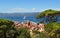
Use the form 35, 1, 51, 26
23, 16, 26, 20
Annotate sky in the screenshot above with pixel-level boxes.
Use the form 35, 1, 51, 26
0, 0, 60, 13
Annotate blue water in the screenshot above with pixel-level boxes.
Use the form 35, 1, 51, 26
0, 15, 60, 23
0, 16, 42, 23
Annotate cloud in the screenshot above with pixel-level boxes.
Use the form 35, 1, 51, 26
32, 8, 36, 11
31, 8, 40, 12
0, 8, 60, 13
0, 8, 40, 13
7, 8, 30, 13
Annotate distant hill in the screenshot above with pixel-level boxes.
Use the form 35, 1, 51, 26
0, 12, 39, 16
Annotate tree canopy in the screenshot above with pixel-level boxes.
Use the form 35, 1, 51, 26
0, 19, 14, 38
36, 9, 60, 18
45, 22, 60, 38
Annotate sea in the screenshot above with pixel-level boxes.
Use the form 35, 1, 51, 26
0, 13, 60, 23
0, 16, 42, 23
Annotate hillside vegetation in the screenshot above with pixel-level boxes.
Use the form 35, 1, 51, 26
36, 9, 60, 38
36, 9, 60, 18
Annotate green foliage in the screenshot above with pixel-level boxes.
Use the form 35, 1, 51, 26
0, 19, 14, 38
32, 30, 49, 38
0, 19, 31, 38
36, 9, 59, 18
0, 30, 4, 37
36, 12, 45, 19
45, 22, 60, 38
45, 22, 60, 32
36, 9, 59, 22
0, 19, 14, 26
17, 28, 31, 38
32, 30, 50, 38
33, 30, 40, 34
0, 25, 7, 30
36, 9, 60, 38
37, 32, 49, 38
49, 29, 60, 38
6, 30, 16, 38
40, 20, 44, 23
